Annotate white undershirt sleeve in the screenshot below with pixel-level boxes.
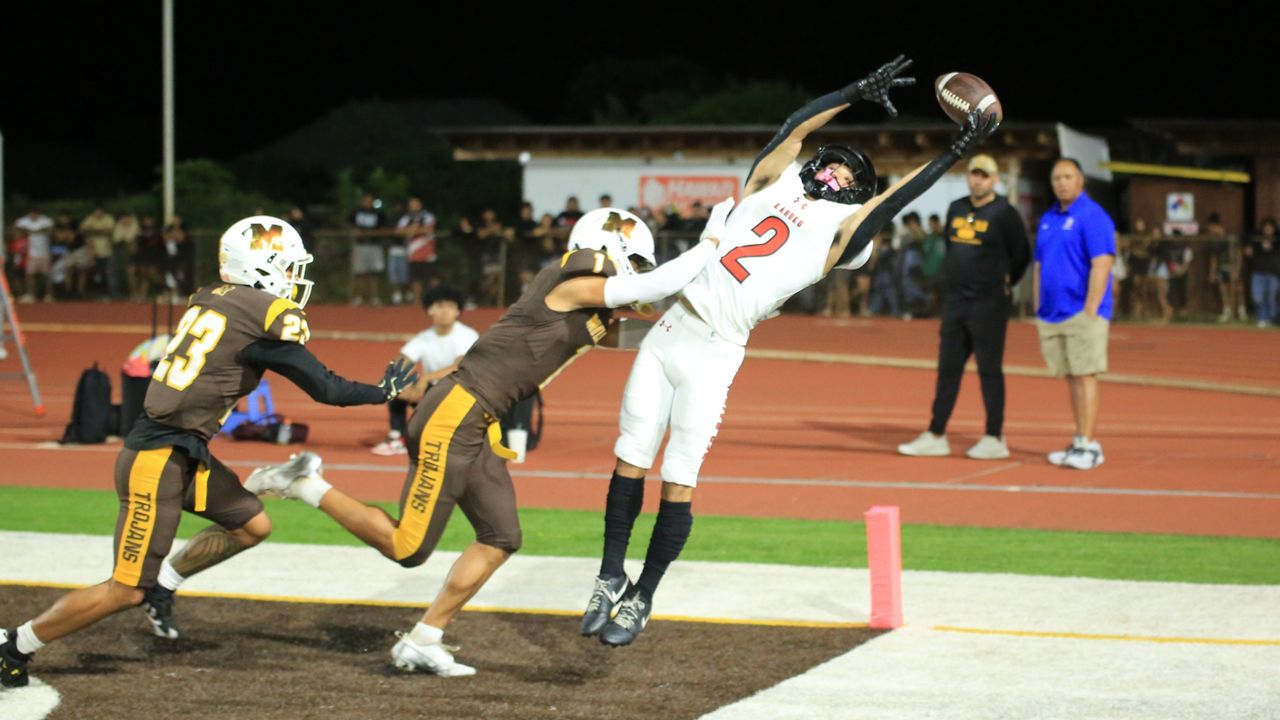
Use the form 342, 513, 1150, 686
602, 239, 718, 308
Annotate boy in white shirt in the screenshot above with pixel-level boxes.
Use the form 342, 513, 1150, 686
373, 286, 478, 455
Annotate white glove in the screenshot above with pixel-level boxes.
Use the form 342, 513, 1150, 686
700, 197, 736, 244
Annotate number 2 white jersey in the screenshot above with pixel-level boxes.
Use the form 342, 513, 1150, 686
681, 163, 867, 345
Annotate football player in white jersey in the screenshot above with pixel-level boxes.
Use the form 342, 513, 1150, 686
581, 55, 1000, 646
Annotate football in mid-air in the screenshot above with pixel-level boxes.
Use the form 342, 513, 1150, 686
935, 72, 1003, 127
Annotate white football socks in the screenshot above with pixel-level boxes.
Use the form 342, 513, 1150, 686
158, 559, 186, 592
294, 475, 333, 508
16, 621, 45, 655
409, 622, 443, 646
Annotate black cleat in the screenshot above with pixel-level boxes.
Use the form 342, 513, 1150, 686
142, 586, 181, 639
0, 629, 30, 688
580, 574, 631, 637
599, 590, 652, 647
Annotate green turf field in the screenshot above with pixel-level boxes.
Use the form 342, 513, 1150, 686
1, 486, 1276, 585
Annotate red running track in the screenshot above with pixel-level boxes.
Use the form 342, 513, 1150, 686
1, 302, 1277, 537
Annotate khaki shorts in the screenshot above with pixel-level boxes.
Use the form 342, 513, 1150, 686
351, 243, 385, 274
1037, 311, 1109, 377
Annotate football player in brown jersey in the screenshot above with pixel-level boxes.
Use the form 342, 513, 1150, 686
244, 203, 732, 676
0, 216, 416, 688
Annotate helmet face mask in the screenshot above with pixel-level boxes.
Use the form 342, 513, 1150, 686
800, 145, 877, 205
814, 163, 852, 193
218, 215, 315, 307
566, 208, 656, 277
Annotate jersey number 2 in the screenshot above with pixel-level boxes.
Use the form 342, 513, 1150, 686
720, 216, 790, 283
153, 306, 228, 391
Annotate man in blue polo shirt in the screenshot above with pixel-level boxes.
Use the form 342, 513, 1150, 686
1034, 157, 1115, 470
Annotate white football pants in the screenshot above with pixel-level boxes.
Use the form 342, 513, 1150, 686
614, 303, 745, 487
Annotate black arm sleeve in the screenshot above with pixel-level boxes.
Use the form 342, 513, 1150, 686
747, 91, 850, 180
239, 339, 386, 406
1003, 204, 1031, 286
837, 149, 964, 268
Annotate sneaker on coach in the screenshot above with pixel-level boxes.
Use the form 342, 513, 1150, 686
391, 632, 476, 677
966, 435, 1010, 460
1062, 442, 1105, 470
1048, 437, 1085, 466
243, 452, 323, 498
897, 431, 950, 457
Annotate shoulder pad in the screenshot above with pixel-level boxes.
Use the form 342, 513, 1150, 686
264, 297, 310, 344
559, 248, 618, 279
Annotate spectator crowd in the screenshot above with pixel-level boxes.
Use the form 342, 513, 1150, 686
6, 191, 1279, 328
7, 207, 194, 303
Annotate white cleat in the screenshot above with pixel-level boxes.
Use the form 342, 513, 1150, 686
391, 632, 476, 677
897, 431, 950, 457
243, 452, 323, 499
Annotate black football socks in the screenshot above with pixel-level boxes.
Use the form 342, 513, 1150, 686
635, 499, 693, 601
599, 472, 645, 578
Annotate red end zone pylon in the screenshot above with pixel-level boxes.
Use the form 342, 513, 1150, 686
866, 505, 903, 629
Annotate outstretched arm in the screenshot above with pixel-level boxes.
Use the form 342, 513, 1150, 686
239, 340, 418, 405
746, 56, 915, 195
827, 109, 1000, 273
548, 199, 733, 311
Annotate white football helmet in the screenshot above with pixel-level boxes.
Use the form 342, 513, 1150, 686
567, 208, 656, 276
218, 215, 315, 307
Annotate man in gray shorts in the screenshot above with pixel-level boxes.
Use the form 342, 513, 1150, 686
349, 193, 386, 305
1033, 158, 1116, 470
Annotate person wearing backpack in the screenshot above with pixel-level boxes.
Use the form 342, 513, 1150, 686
1, 216, 416, 688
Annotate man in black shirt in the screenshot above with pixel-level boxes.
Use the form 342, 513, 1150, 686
898, 154, 1029, 459
553, 195, 584, 243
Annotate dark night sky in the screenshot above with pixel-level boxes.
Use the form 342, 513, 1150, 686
2, 2, 1272, 195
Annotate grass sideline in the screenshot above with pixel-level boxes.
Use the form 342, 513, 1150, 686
1, 486, 1277, 585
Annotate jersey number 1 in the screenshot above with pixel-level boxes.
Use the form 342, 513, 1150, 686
720, 216, 790, 283
153, 306, 228, 391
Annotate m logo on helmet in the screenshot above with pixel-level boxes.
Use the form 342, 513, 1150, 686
248, 223, 286, 252
601, 212, 636, 239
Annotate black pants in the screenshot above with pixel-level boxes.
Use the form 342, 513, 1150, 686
389, 398, 411, 436
929, 296, 1009, 438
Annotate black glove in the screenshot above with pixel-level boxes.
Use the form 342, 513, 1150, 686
950, 108, 1001, 157
841, 55, 916, 117
378, 358, 419, 401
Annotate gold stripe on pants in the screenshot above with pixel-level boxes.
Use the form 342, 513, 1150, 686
193, 464, 211, 512
392, 384, 475, 561
112, 448, 172, 586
